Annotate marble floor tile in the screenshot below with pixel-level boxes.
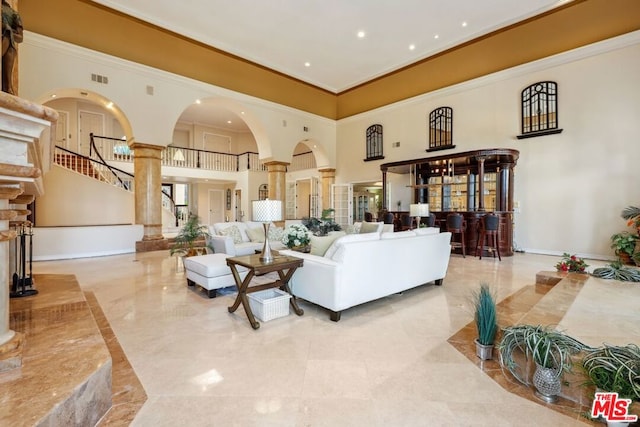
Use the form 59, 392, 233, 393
23, 250, 637, 426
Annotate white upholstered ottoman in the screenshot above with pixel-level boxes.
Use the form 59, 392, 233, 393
183, 253, 248, 298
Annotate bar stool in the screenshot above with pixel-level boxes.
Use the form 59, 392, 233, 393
424, 213, 437, 227
383, 212, 395, 225
400, 214, 413, 230
475, 213, 501, 261
446, 213, 466, 258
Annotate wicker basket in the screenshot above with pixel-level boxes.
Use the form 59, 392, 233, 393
248, 289, 291, 322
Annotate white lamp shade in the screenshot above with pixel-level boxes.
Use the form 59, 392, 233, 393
252, 199, 283, 222
409, 203, 430, 217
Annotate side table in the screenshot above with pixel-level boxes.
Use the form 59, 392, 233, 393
226, 253, 304, 329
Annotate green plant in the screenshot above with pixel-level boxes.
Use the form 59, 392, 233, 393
499, 325, 587, 385
591, 261, 640, 282
170, 214, 211, 256
302, 209, 341, 236
473, 283, 498, 346
622, 205, 640, 228
582, 344, 640, 400
555, 252, 589, 273
611, 231, 639, 257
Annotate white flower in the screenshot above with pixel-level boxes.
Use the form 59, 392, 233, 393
282, 224, 310, 248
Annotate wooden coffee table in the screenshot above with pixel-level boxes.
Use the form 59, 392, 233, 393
226, 253, 304, 329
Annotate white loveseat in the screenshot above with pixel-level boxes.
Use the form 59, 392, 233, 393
207, 221, 286, 256
280, 228, 452, 321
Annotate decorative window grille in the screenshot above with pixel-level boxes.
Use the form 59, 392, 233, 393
518, 81, 563, 139
364, 124, 384, 161
427, 107, 454, 151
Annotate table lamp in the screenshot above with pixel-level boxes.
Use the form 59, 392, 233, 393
252, 199, 282, 263
409, 203, 430, 230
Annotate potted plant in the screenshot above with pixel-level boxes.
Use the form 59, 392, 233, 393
610, 232, 639, 265
170, 213, 211, 257
281, 223, 311, 251
591, 261, 640, 282
555, 252, 589, 273
473, 283, 498, 360
302, 209, 341, 236
621, 205, 640, 234
498, 325, 586, 403
582, 344, 640, 426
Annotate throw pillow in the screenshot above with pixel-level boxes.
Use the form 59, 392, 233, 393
344, 223, 361, 234
325, 232, 381, 262
310, 231, 345, 256
219, 225, 243, 244
359, 222, 383, 234
245, 226, 265, 243
268, 226, 284, 242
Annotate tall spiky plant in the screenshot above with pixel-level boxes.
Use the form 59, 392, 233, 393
474, 283, 498, 346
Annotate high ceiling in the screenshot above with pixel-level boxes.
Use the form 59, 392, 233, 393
90, 0, 567, 93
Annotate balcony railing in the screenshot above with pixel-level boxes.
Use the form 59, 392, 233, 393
91, 134, 316, 173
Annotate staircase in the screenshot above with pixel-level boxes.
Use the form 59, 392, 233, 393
54, 145, 181, 237
54, 152, 100, 180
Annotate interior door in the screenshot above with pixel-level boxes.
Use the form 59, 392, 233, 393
331, 184, 353, 227
79, 110, 104, 157
55, 110, 70, 149
285, 181, 296, 219
310, 176, 320, 218
296, 180, 310, 218
208, 189, 224, 224
235, 189, 242, 222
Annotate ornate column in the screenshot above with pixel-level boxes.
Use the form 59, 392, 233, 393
477, 156, 486, 212
131, 142, 167, 252
264, 161, 288, 218
318, 168, 335, 213
0, 92, 57, 372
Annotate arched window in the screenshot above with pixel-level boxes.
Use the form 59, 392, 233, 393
427, 107, 454, 152
364, 124, 384, 161
518, 81, 563, 139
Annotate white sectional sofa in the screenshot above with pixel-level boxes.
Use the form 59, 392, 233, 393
280, 228, 451, 321
207, 221, 287, 256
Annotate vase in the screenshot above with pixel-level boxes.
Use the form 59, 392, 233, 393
474, 339, 493, 360
533, 363, 562, 403
291, 245, 310, 253
617, 251, 634, 265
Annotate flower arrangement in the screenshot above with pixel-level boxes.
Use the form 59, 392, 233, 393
555, 252, 588, 273
281, 224, 310, 249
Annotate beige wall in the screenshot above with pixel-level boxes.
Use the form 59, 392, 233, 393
20, 25, 640, 259
36, 166, 134, 226
336, 35, 640, 258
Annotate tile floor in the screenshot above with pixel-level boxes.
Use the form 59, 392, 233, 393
29, 251, 637, 426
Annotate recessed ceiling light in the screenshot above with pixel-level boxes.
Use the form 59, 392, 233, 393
357, 30, 366, 38
304, 62, 311, 67
195, 99, 202, 104
462, 21, 468, 27
50, 94, 57, 98
409, 44, 416, 51
227, 120, 232, 124
240, 111, 245, 115
434, 34, 439, 39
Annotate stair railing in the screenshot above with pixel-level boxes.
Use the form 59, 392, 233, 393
54, 145, 134, 191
